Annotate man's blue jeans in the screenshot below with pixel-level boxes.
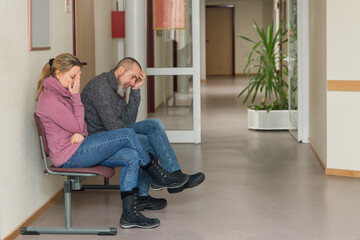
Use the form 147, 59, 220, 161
127, 118, 181, 196
61, 128, 150, 192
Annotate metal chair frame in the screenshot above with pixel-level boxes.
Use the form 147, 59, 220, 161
20, 113, 119, 236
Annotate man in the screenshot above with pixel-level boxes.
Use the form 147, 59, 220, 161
81, 57, 205, 211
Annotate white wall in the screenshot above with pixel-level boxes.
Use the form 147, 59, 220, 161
326, 0, 360, 170
0, 1, 120, 237
94, 0, 119, 74
205, 0, 273, 74
0, 0, 72, 237
116, 0, 125, 61
308, 0, 327, 166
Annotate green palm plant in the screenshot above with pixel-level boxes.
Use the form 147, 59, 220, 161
238, 20, 288, 111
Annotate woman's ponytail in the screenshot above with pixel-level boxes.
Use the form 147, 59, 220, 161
35, 62, 52, 101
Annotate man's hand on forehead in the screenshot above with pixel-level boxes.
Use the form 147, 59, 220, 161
132, 70, 146, 90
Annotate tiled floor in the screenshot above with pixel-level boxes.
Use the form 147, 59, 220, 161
16, 76, 360, 240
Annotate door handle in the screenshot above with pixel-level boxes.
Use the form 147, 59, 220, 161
283, 57, 295, 62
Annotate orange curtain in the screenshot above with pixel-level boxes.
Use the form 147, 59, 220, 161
153, 0, 186, 30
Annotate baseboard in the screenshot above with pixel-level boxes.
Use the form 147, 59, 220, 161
3, 188, 64, 240
328, 80, 360, 91
325, 168, 360, 178
235, 73, 257, 77
201, 78, 206, 82
308, 139, 360, 178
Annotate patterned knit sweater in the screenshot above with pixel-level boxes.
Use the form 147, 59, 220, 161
81, 70, 141, 135
36, 76, 88, 167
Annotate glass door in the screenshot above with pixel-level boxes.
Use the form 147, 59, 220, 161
288, 0, 298, 128
146, 0, 201, 143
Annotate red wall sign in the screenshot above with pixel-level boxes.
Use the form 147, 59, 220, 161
112, 11, 125, 38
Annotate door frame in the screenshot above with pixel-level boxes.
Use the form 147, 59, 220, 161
296, 0, 309, 143
280, 0, 309, 143
205, 5, 235, 76
72, 0, 76, 56
71, 0, 95, 89
146, 0, 201, 143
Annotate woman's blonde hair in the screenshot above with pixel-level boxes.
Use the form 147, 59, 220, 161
35, 53, 82, 101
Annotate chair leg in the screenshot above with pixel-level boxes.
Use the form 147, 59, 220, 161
20, 180, 117, 236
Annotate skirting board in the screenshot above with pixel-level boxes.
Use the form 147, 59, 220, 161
235, 73, 257, 77
328, 80, 360, 91
325, 168, 360, 178
309, 139, 360, 178
3, 188, 64, 240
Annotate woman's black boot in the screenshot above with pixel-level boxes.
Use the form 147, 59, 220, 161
120, 188, 160, 229
141, 159, 189, 189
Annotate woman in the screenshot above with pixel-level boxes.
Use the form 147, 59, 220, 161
35, 53, 186, 229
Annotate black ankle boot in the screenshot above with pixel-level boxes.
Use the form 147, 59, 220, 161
120, 188, 160, 229
141, 159, 189, 189
168, 172, 205, 194
138, 195, 167, 211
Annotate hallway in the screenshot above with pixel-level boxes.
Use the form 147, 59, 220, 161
16, 76, 360, 240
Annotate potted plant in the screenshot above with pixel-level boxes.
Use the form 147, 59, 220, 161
238, 20, 295, 130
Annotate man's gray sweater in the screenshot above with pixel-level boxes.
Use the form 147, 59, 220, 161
81, 70, 141, 135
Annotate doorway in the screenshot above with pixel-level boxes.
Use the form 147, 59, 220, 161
205, 6, 234, 76
146, 0, 201, 143
277, 0, 309, 143
72, 0, 95, 90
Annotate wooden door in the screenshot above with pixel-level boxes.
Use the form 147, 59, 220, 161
206, 7, 234, 75
73, 0, 95, 90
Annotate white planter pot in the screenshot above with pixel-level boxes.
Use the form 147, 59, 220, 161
247, 109, 297, 130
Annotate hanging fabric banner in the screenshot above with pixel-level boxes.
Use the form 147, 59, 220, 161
153, 0, 186, 30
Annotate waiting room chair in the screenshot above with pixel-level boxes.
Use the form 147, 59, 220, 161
20, 113, 118, 235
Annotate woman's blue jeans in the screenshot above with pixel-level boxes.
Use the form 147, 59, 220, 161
61, 128, 150, 192
127, 118, 181, 196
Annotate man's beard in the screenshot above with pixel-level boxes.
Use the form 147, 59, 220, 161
117, 85, 128, 97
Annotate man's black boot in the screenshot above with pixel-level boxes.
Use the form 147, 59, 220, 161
150, 183, 164, 191
141, 159, 189, 189
168, 172, 205, 194
138, 195, 167, 211
120, 188, 160, 229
